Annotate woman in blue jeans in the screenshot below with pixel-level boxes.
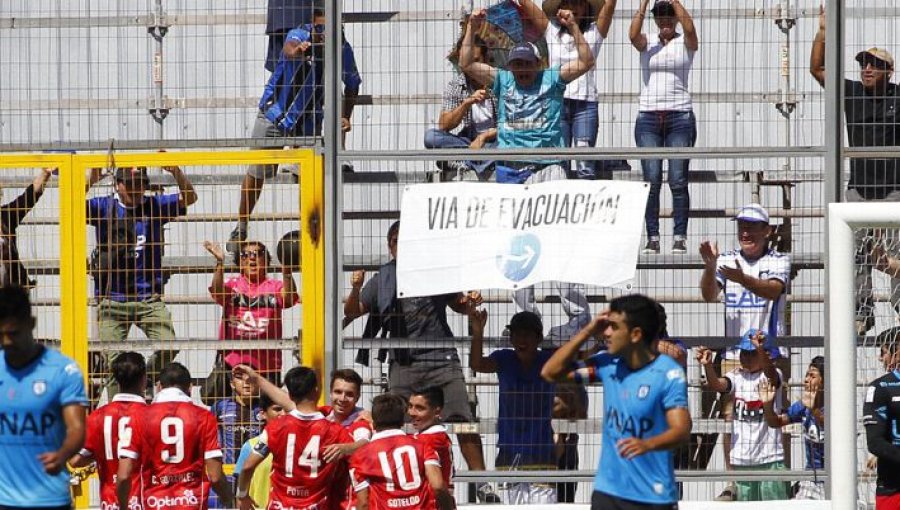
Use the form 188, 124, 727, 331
629, 0, 698, 254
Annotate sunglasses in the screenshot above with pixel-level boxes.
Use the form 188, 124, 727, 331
860, 59, 891, 70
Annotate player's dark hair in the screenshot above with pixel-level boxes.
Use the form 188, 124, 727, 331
331, 368, 363, 392
387, 220, 400, 241
655, 301, 669, 339
0, 286, 31, 322
112, 352, 147, 393
411, 386, 444, 410
610, 294, 660, 346
372, 393, 407, 431
158, 362, 192, 393
285, 366, 319, 402
809, 355, 825, 381
259, 393, 277, 412
877, 326, 900, 355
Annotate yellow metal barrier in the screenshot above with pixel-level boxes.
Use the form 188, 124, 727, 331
0, 149, 324, 508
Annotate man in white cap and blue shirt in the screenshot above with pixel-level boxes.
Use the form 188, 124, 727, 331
698, 203, 792, 499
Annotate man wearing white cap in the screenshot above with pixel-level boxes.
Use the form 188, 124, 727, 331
811, 7, 900, 334
698, 203, 791, 499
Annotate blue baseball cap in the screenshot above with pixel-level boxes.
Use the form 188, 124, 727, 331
736, 328, 776, 352
508, 42, 540, 64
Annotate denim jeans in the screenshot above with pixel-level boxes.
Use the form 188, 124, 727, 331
423, 128, 495, 175
561, 99, 629, 179
634, 110, 697, 238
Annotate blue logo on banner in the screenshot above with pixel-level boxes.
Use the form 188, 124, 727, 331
497, 233, 541, 282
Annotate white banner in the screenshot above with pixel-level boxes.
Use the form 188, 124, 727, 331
396, 180, 649, 298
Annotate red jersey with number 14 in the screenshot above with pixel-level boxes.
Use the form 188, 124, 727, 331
80, 394, 148, 509
120, 388, 222, 510
254, 410, 352, 509
350, 429, 441, 510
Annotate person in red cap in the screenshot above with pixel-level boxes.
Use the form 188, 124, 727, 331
85, 163, 197, 397
811, 7, 900, 335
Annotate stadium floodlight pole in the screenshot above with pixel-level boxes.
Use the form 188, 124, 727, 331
323, 0, 341, 387
822, 0, 844, 505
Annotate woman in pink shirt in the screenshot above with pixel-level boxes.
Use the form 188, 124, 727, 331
204, 239, 299, 388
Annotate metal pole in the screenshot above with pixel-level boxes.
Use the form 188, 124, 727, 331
822, 0, 844, 502
323, 0, 342, 380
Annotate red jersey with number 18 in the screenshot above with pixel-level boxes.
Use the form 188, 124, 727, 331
120, 388, 222, 510
80, 394, 148, 509
253, 410, 352, 509
350, 429, 441, 510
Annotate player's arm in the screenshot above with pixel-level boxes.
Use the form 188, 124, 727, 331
67, 452, 93, 468
617, 407, 691, 460
233, 364, 296, 411
425, 463, 455, 510
39, 403, 86, 475
468, 308, 498, 373
238, 432, 271, 508
657, 339, 687, 367
116, 457, 137, 509
863, 383, 900, 464
542, 312, 607, 382
323, 438, 368, 463
356, 488, 370, 510
206, 457, 235, 508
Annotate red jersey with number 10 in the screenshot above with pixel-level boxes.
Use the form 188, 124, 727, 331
254, 410, 352, 509
350, 429, 441, 510
80, 394, 148, 509
120, 388, 222, 510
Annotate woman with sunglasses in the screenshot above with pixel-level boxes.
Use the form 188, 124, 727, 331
203, 239, 299, 395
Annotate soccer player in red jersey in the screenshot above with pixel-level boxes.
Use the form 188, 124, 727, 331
69, 352, 149, 510
236, 366, 353, 510
116, 363, 234, 509
350, 393, 453, 510
408, 387, 454, 495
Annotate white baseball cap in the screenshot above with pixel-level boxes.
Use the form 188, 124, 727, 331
733, 203, 769, 223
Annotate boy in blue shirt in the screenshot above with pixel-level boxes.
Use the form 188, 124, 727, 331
470, 308, 557, 503
0, 286, 88, 510
542, 294, 690, 510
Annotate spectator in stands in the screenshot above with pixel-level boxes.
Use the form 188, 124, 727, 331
203, 239, 299, 398
86, 164, 197, 395
0, 168, 53, 288
518, 0, 629, 180
265, 0, 314, 72
629, 0, 698, 255
811, 7, 900, 335
424, 21, 498, 181
761, 356, 825, 500
233, 394, 286, 509
698, 202, 791, 500
459, 8, 594, 343
343, 220, 500, 502
210, 370, 263, 508
469, 309, 557, 504
228, 7, 361, 254
698, 329, 789, 501
863, 326, 900, 509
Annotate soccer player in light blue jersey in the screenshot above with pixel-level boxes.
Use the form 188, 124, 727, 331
542, 294, 691, 510
0, 286, 88, 510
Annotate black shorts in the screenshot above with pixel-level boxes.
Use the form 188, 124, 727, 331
591, 491, 677, 510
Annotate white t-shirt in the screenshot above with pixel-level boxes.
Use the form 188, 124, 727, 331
544, 21, 604, 102
638, 34, 695, 112
725, 367, 784, 466
470, 101, 494, 135
716, 248, 791, 359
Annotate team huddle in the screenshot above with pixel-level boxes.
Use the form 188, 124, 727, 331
74, 354, 455, 510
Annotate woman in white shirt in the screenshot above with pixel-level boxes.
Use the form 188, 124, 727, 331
518, 0, 619, 179
629, 0, 698, 255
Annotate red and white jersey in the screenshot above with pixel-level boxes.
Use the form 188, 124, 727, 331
252, 409, 352, 510
413, 424, 453, 491
120, 388, 222, 510
80, 393, 148, 509
325, 406, 373, 510
349, 429, 440, 510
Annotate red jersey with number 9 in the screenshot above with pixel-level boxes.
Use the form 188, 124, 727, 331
120, 388, 222, 510
349, 429, 441, 510
80, 394, 148, 509
255, 410, 352, 509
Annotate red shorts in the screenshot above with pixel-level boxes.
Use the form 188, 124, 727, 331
877, 493, 900, 510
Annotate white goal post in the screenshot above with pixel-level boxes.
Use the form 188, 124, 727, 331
826, 202, 900, 510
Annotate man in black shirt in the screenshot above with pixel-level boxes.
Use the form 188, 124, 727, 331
343, 220, 502, 503
811, 7, 900, 334
863, 326, 900, 508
